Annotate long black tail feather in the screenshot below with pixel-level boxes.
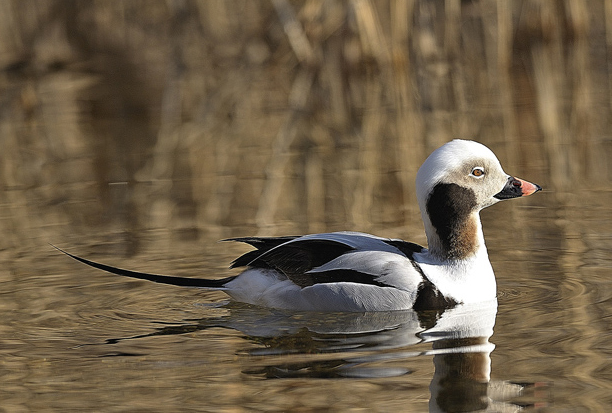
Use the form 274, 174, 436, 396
52, 245, 235, 288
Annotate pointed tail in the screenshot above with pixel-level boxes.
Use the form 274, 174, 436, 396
51, 245, 235, 288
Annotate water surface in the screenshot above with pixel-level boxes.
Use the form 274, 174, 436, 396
2, 184, 611, 411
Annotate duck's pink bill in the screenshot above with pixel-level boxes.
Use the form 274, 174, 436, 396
515, 178, 542, 196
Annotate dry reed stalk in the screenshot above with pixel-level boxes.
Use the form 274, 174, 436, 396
352, 0, 391, 66
272, 0, 317, 65
305, 147, 326, 233
496, 1, 519, 167
143, 70, 183, 232
606, 0, 612, 123
321, 28, 350, 130
255, 68, 315, 234
391, 0, 423, 226
348, 0, 391, 229
351, 81, 383, 230
567, 0, 591, 180
444, 0, 471, 139
528, 1, 574, 189
190, 72, 251, 234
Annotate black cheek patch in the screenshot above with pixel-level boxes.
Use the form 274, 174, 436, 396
426, 183, 478, 259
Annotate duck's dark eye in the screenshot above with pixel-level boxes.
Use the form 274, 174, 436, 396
471, 167, 485, 177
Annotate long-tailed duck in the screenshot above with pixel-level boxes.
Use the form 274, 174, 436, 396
56, 140, 541, 312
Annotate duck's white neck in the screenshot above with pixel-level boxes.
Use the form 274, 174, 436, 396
418, 211, 497, 304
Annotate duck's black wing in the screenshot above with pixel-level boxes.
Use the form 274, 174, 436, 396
225, 233, 424, 288
225, 236, 354, 287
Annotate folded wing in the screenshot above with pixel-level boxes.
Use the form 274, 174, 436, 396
226, 232, 425, 289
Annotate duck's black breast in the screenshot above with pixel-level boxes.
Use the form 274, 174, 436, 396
412, 276, 458, 311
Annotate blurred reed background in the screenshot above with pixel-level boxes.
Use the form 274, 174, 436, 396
0, 0, 610, 255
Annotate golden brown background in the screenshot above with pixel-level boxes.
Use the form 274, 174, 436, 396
1, 1, 611, 411
2, 0, 608, 251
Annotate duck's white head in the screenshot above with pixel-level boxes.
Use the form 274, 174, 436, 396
416, 140, 541, 260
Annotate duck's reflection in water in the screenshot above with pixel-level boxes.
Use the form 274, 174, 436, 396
98, 299, 542, 411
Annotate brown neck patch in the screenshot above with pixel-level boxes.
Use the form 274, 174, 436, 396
426, 183, 479, 260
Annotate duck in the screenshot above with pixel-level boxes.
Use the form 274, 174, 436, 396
56, 140, 541, 312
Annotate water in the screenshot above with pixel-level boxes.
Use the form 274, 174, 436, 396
2, 180, 611, 412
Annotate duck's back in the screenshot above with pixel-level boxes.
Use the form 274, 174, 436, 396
224, 232, 435, 311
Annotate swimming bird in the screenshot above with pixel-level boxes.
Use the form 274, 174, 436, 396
56, 140, 541, 312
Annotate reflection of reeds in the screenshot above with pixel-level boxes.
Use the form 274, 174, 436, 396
0, 1, 610, 248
